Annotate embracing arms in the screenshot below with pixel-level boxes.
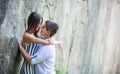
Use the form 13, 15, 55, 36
18, 41, 31, 64
18, 41, 53, 64
23, 32, 49, 44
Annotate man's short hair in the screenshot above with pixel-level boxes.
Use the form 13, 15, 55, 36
45, 20, 59, 37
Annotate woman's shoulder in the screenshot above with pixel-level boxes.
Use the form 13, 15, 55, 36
22, 32, 32, 44
23, 32, 32, 37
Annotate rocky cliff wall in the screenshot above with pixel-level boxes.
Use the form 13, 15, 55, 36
0, 0, 120, 74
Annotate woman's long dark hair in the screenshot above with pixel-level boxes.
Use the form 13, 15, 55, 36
26, 12, 43, 36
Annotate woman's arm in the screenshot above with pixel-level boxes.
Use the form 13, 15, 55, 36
18, 41, 31, 64
23, 32, 49, 44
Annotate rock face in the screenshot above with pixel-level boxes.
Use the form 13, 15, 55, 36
0, 0, 120, 74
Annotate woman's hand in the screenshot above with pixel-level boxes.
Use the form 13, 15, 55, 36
47, 39, 63, 52
56, 41, 63, 52
47, 39, 54, 45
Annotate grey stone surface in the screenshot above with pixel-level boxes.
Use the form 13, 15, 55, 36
0, 0, 8, 27
0, 0, 120, 74
0, 33, 19, 74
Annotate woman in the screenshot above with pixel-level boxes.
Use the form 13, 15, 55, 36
19, 12, 50, 74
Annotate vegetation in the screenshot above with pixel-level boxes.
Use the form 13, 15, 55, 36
55, 67, 66, 74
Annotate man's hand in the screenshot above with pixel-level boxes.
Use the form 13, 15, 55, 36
18, 40, 23, 49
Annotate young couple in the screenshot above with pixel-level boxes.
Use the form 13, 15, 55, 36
18, 12, 61, 74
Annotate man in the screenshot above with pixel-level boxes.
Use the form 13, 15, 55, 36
18, 20, 59, 74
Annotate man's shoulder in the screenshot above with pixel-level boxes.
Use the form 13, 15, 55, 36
40, 45, 55, 49
44, 45, 55, 49
39, 45, 55, 54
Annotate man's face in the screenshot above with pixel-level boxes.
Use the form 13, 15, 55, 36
40, 23, 50, 39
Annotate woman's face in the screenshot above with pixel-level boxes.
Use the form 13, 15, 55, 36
35, 19, 43, 32
39, 18, 43, 25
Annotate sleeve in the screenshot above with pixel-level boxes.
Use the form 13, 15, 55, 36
31, 45, 53, 65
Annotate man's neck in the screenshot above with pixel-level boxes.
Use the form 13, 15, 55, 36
40, 36, 50, 39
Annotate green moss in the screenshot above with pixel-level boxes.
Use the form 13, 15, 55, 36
55, 67, 66, 74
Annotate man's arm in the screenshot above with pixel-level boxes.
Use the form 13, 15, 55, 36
18, 41, 31, 64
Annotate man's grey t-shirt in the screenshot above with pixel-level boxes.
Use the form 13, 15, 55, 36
31, 44, 56, 74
